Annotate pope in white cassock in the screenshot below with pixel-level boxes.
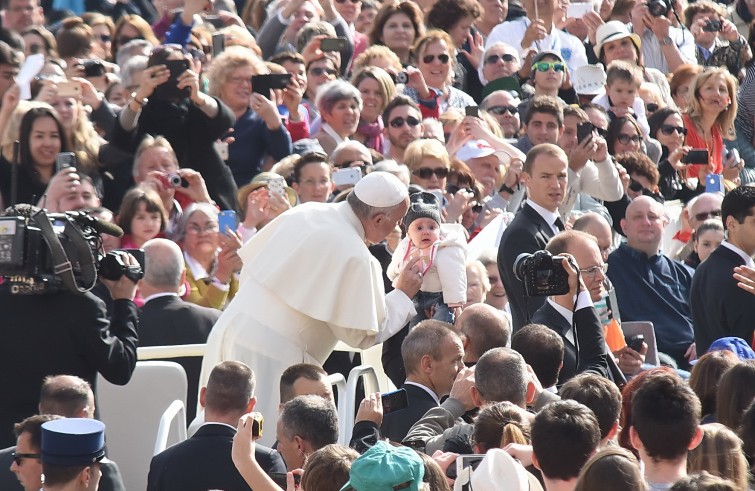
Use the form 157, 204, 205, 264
199, 172, 423, 443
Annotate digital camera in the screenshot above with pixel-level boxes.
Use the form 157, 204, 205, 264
513, 250, 570, 297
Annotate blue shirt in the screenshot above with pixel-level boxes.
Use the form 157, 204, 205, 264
227, 108, 293, 186
607, 243, 694, 357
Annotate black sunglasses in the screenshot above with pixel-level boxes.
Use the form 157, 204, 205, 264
484, 53, 516, 65
309, 67, 337, 77
646, 103, 659, 113
389, 116, 421, 128
12, 452, 40, 466
628, 179, 645, 193
488, 105, 518, 116
694, 210, 722, 222
422, 53, 450, 64
660, 124, 687, 136
98, 34, 111, 42
617, 134, 642, 144
414, 167, 450, 179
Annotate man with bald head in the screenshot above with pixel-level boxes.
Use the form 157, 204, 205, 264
573, 212, 614, 263
138, 238, 221, 422
455, 304, 511, 365
607, 196, 695, 368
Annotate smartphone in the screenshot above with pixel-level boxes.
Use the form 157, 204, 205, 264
152, 59, 191, 100
706, 173, 724, 194
211, 32, 225, 57
681, 149, 709, 164
55, 152, 76, 173
625, 334, 644, 352
567, 2, 593, 17
447, 454, 486, 480
381, 388, 408, 414
269, 472, 301, 489
267, 177, 287, 197
465, 106, 480, 118
57, 80, 82, 98
703, 19, 722, 32
202, 13, 225, 28
252, 73, 293, 95
218, 210, 237, 236
332, 167, 363, 187
727, 148, 740, 168
577, 122, 594, 144
214, 140, 229, 160
320, 36, 348, 52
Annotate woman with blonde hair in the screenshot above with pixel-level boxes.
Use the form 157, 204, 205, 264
404, 138, 451, 191
206, 46, 292, 186
687, 423, 749, 491
351, 45, 403, 75
472, 402, 531, 452
684, 67, 742, 186
350, 67, 396, 152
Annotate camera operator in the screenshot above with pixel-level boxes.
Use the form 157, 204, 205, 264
529, 236, 624, 386
0, 250, 140, 448
629, 0, 696, 73
684, 1, 750, 76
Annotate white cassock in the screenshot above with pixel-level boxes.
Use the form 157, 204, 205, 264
199, 201, 416, 445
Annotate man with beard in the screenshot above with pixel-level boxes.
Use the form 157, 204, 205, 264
382, 96, 424, 165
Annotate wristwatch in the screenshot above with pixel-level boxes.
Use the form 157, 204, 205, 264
130, 92, 147, 105
661, 35, 673, 46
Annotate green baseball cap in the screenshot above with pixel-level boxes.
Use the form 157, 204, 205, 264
339, 441, 425, 491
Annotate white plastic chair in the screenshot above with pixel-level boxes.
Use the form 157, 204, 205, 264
97, 361, 188, 491
339, 365, 380, 444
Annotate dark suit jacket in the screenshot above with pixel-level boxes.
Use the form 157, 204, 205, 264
147, 423, 285, 491
691, 246, 755, 353
0, 445, 125, 491
139, 295, 220, 423
498, 203, 559, 331
532, 301, 624, 386
381, 384, 439, 443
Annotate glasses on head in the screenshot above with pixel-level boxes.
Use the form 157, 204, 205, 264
309, 67, 337, 77
646, 103, 659, 113
660, 124, 687, 136
487, 105, 518, 116
422, 53, 450, 64
694, 210, 722, 222
617, 133, 642, 144
186, 222, 219, 235
389, 116, 421, 128
532, 61, 565, 72
413, 167, 450, 179
12, 453, 40, 466
579, 263, 608, 278
485, 53, 516, 65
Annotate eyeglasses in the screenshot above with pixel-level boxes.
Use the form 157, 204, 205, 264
422, 53, 450, 64
694, 209, 722, 222
389, 116, 421, 128
413, 167, 450, 179
338, 160, 371, 169
660, 124, 687, 136
617, 133, 642, 144
309, 67, 337, 77
186, 223, 219, 235
532, 61, 565, 72
646, 103, 659, 113
12, 453, 40, 466
484, 53, 516, 64
487, 105, 518, 116
98, 34, 111, 42
228, 76, 252, 86
579, 264, 608, 277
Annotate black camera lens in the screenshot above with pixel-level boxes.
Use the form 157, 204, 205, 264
647, 0, 669, 17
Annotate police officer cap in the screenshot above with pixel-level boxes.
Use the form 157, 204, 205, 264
41, 418, 106, 466
353, 171, 408, 207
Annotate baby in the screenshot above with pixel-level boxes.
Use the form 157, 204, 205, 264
388, 192, 467, 324
592, 60, 650, 137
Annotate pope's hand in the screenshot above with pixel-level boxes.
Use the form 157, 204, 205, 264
395, 255, 423, 299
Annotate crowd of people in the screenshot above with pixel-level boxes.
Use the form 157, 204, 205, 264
1, 0, 755, 487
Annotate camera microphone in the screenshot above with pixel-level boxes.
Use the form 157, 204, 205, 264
69, 212, 125, 238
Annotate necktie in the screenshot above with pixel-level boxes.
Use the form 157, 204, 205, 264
554, 217, 565, 232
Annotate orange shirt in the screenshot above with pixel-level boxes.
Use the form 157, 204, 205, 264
604, 318, 627, 353
683, 114, 723, 180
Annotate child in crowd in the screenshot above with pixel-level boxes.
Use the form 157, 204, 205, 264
388, 192, 467, 324
592, 60, 650, 137
117, 187, 167, 249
